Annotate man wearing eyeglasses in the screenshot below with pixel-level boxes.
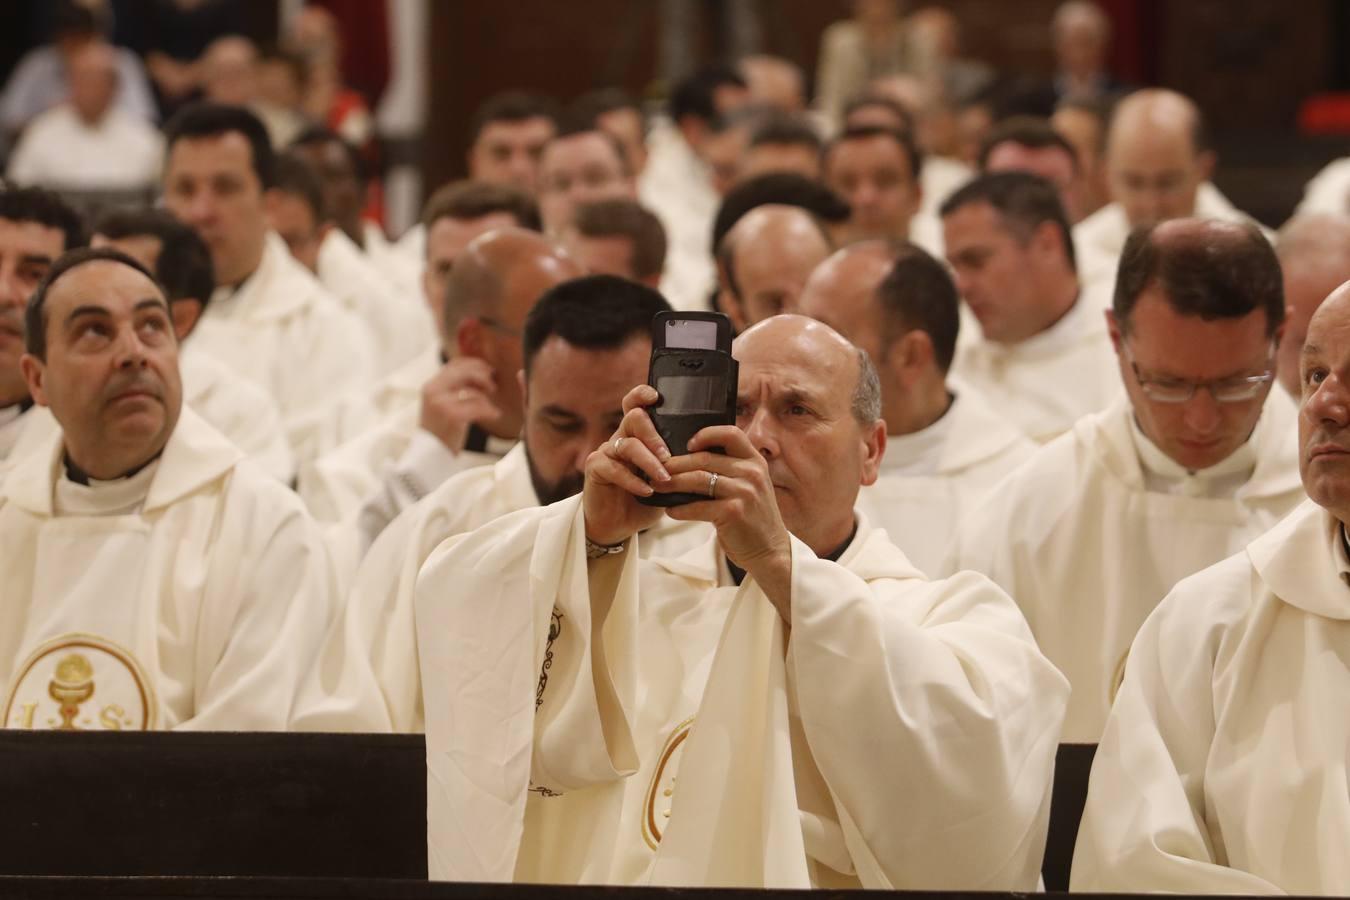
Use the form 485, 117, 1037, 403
949, 218, 1304, 741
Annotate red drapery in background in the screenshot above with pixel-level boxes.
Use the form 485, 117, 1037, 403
1099, 0, 1160, 87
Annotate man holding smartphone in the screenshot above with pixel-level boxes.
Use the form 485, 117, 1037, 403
413, 314, 1067, 889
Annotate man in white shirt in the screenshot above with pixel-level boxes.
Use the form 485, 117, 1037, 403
6, 41, 162, 194
1, 247, 333, 730
267, 152, 432, 376
1072, 279, 1350, 894
950, 218, 1305, 741
716, 204, 832, 332
942, 171, 1119, 443
799, 240, 1035, 575
1274, 214, 1350, 398
0, 187, 85, 467
1072, 88, 1270, 288
160, 102, 374, 460
300, 228, 580, 550
413, 314, 1067, 886
292, 276, 703, 731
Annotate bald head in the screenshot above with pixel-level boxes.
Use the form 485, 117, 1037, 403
1298, 282, 1350, 521
1277, 215, 1350, 398
720, 204, 832, 330
798, 241, 896, 364
443, 227, 580, 341
1106, 89, 1214, 228
731, 314, 884, 554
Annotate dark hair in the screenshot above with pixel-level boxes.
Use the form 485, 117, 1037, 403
25, 247, 161, 359
841, 94, 916, 134
711, 172, 850, 254
521, 275, 670, 375
290, 125, 366, 184
669, 66, 747, 126
1113, 222, 1284, 336
94, 208, 215, 306
573, 199, 666, 283
940, 171, 1077, 273
466, 91, 559, 149
977, 115, 1079, 172
877, 244, 962, 372
164, 102, 277, 189
824, 125, 923, 183
570, 88, 645, 133
271, 152, 328, 221
420, 179, 541, 232
0, 186, 86, 251
748, 113, 823, 154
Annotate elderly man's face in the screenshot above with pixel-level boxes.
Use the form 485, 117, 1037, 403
21, 261, 183, 476
523, 334, 650, 506
0, 218, 65, 406
1299, 287, 1350, 521
825, 134, 920, 241
537, 133, 631, 234
733, 316, 883, 552
163, 132, 269, 287
468, 117, 556, 195
1107, 127, 1210, 229
1111, 286, 1277, 472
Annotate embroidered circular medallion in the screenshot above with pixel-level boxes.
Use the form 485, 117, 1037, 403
3, 634, 156, 731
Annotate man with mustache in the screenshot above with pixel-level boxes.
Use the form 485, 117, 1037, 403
0, 187, 84, 468
1073, 279, 1350, 893
950, 218, 1305, 741
0, 248, 333, 730
292, 275, 703, 731
413, 314, 1067, 887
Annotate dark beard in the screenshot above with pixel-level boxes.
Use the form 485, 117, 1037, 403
525, 443, 585, 506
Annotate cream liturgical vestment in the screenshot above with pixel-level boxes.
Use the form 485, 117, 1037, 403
949, 391, 1305, 742
1295, 157, 1350, 218
1073, 500, 1350, 894
857, 391, 1035, 577
415, 497, 1068, 888
0, 409, 334, 731
315, 228, 435, 376
950, 285, 1120, 444
291, 444, 707, 732
15, 351, 295, 484
188, 232, 375, 461
0, 403, 34, 468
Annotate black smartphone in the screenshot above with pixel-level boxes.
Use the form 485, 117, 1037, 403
638, 311, 738, 507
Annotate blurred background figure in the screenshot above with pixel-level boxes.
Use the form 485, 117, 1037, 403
815, 0, 912, 126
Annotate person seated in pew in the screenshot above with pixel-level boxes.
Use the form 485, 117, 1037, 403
413, 314, 1067, 887
1274, 214, 1350, 399
11, 208, 296, 484
0, 247, 333, 730
0, 187, 85, 468
291, 275, 705, 732
949, 218, 1306, 742
1073, 279, 1350, 894
798, 239, 1034, 576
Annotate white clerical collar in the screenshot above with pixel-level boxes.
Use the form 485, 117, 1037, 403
882, 393, 957, 476
53, 458, 160, 516
1128, 414, 1257, 498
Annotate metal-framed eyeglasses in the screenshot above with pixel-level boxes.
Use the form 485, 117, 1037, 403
1122, 340, 1276, 404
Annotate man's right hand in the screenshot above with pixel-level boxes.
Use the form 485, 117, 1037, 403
419, 357, 502, 452
583, 385, 672, 546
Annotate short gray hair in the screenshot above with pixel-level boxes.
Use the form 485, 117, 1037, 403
851, 348, 882, 425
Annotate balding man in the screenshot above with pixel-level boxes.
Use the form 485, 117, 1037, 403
0, 248, 332, 731
297, 181, 541, 459
1275, 215, 1350, 398
1073, 280, 1350, 893
161, 102, 374, 462
951, 219, 1305, 741
415, 313, 1066, 886
799, 241, 1035, 575
716, 204, 832, 331
6, 41, 163, 193
1073, 88, 1269, 288
293, 277, 704, 732
299, 228, 580, 558
942, 171, 1119, 443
